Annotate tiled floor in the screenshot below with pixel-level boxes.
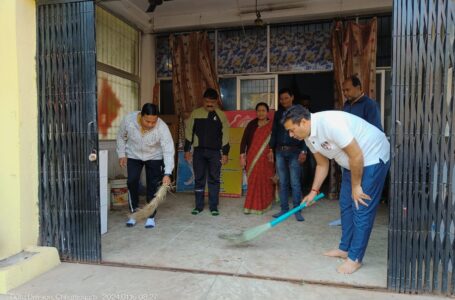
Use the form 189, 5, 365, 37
102, 193, 388, 288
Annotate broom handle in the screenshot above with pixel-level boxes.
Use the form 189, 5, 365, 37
270, 193, 325, 227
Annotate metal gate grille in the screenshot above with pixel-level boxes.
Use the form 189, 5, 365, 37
37, 0, 100, 262
389, 0, 455, 294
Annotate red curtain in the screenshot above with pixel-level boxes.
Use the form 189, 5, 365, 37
329, 18, 377, 199
170, 32, 220, 115
332, 18, 377, 109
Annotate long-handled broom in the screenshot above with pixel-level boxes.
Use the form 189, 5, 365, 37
129, 184, 172, 221
219, 193, 325, 243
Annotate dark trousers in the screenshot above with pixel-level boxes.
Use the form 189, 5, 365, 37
193, 148, 221, 211
127, 158, 163, 218
301, 151, 316, 194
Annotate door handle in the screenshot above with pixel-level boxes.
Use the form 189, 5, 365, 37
395, 120, 403, 149
87, 121, 98, 162
88, 149, 97, 162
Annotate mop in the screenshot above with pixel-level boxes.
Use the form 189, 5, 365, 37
219, 193, 325, 243
129, 184, 173, 221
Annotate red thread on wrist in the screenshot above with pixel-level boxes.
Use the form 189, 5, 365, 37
311, 188, 319, 194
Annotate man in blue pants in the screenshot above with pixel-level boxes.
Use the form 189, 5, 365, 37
282, 105, 390, 274
329, 75, 384, 227
268, 88, 307, 221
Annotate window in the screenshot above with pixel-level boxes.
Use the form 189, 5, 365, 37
96, 7, 140, 140
219, 77, 237, 111
237, 75, 277, 110
269, 23, 332, 72
97, 71, 139, 139
376, 68, 392, 136
217, 28, 267, 75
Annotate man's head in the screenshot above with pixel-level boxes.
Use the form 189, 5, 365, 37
203, 88, 219, 112
140, 103, 159, 130
278, 88, 294, 109
281, 104, 312, 140
342, 75, 363, 101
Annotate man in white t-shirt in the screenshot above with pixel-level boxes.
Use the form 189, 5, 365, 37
281, 105, 390, 274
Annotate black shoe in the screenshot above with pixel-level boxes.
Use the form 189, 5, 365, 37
210, 210, 220, 216
272, 210, 289, 218
294, 211, 305, 222
191, 208, 203, 215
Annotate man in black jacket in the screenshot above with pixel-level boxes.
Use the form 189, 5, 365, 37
184, 88, 230, 216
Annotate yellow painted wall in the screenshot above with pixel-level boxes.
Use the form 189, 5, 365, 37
0, 0, 38, 259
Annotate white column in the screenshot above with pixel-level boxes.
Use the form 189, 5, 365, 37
140, 33, 156, 106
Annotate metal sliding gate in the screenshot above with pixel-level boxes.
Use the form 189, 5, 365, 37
389, 0, 455, 294
37, 0, 100, 262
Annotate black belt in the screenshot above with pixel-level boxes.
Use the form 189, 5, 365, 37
276, 145, 299, 151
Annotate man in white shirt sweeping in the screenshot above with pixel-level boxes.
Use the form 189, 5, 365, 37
281, 105, 390, 274
117, 103, 175, 229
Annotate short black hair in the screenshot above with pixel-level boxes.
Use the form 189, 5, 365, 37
255, 102, 269, 111
203, 88, 219, 100
278, 87, 294, 97
141, 103, 158, 116
345, 75, 362, 88
281, 104, 311, 125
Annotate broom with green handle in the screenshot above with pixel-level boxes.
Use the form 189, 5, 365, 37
219, 193, 325, 243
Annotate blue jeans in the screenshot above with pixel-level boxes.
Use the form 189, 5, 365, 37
275, 150, 302, 211
338, 159, 390, 262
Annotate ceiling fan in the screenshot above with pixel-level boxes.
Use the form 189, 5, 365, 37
146, 0, 173, 13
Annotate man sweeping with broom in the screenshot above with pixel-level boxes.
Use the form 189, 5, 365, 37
282, 105, 390, 274
117, 103, 175, 229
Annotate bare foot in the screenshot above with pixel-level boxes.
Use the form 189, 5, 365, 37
337, 258, 362, 274
323, 249, 348, 259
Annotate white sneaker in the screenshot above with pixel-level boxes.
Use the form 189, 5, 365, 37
145, 218, 155, 228
126, 218, 136, 227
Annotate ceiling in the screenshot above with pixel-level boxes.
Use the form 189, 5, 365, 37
98, 0, 392, 33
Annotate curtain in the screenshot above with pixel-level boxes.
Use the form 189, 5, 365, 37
332, 18, 377, 108
329, 18, 377, 199
170, 32, 220, 115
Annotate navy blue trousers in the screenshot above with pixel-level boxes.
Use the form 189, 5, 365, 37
127, 158, 163, 218
193, 148, 221, 211
338, 159, 390, 262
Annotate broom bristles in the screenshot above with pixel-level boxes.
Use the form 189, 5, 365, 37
129, 184, 172, 221
219, 223, 271, 243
